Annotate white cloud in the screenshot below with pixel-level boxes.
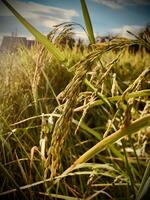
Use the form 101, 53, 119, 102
0, 0, 78, 28
93, 0, 122, 9
41, 17, 65, 28
111, 25, 144, 38
93, 0, 150, 9
74, 30, 88, 41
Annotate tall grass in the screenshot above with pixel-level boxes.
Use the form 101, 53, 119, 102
0, 0, 150, 199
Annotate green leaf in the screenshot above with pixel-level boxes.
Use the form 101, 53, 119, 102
1, 0, 66, 62
136, 177, 150, 200
80, 0, 95, 44
136, 161, 150, 200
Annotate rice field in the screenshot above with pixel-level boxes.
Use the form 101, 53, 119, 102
0, 0, 150, 199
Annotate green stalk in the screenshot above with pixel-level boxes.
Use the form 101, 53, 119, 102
80, 0, 95, 44
1, 0, 66, 62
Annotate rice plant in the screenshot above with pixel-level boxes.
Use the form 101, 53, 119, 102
0, 0, 150, 199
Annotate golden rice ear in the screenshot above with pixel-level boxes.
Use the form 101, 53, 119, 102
45, 61, 93, 179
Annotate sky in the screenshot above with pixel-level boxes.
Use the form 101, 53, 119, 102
0, 0, 150, 43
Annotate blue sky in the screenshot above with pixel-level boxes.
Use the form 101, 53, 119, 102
0, 0, 150, 43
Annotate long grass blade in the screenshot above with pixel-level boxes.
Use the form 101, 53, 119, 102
80, 0, 95, 44
136, 160, 150, 200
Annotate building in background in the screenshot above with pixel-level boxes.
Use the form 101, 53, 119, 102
0, 34, 35, 52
